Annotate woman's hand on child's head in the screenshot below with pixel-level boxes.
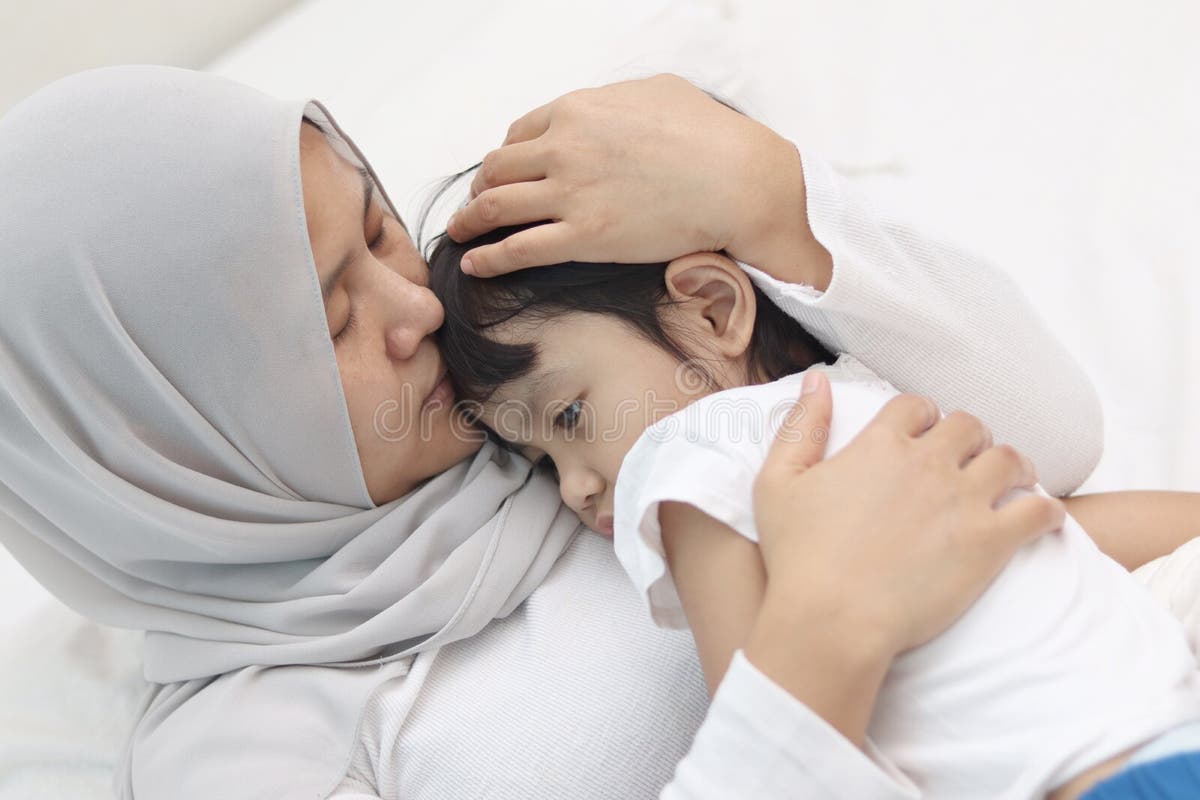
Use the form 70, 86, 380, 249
751, 371, 1067, 660
445, 74, 828, 286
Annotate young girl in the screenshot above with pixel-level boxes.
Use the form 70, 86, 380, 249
428, 221, 1200, 799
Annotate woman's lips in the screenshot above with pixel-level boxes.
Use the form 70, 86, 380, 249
594, 514, 614, 536
422, 371, 453, 410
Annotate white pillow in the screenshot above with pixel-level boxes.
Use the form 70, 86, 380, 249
208, 0, 746, 232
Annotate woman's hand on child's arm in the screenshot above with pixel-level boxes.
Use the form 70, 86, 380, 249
1063, 491, 1200, 571
744, 370, 1066, 748
660, 502, 767, 697
445, 74, 832, 289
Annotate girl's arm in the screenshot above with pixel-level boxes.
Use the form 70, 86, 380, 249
659, 501, 766, 697
1063, 491, 1200, 571
659, 500, 894, 744
659, 503, 910, 800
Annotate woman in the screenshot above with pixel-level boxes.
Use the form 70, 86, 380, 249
0, 67, 1087, 798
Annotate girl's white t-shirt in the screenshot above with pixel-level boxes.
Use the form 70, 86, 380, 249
613, 354, 1200, 798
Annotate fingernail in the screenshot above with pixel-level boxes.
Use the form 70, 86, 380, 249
801, 369, 823, 395
461, 255, 475, 275
447, 213, 458, 232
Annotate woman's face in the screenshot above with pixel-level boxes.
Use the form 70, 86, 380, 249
299, 123, 480, 505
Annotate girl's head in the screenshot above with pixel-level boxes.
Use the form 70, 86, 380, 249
429, 223, 834, 534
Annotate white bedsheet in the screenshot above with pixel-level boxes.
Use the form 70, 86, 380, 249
2, 1, 1197, 797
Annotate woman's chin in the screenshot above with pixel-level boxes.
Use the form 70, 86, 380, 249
364, 412, 484, 505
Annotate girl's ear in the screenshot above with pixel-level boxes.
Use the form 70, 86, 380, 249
663, 252, 757, 360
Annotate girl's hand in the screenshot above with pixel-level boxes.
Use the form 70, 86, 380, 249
744, 370, 1066, 744
445, 74, 831, 288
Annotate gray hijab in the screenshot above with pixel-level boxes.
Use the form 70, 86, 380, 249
0, 65, 580, 797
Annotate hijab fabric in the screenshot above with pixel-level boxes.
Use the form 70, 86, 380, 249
0, 65, 580, 797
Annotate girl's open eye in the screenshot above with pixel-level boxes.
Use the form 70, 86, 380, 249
554, 399, 583, 432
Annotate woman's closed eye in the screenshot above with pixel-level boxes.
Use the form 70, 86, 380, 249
332, 216, 393, 343
333, 308, 358, 343
368, 216, 388, 251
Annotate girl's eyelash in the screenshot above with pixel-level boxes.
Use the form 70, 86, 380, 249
553, 399, 583, 432
334, 308, 357, 342
537, 455, 560, 481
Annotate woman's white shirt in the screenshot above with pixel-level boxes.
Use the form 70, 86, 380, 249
330, 149, 1107, 798
337, 532, 710, 799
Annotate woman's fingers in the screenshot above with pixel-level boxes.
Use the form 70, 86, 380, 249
447, 182, 557, 246
872, 393, 941, 438
466, 140, 547, 203
921, 410, 993, 467
459, 222, 576, 277
993, 492, 1067, 549
964, 444, 1039, 505
447, 75, 777, 274
749, 379, 1060, 660
502, 102, 554, 147
760, 370, 834, 477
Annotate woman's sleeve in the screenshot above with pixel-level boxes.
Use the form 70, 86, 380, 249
740, 151, 1104, 496
660, 650, 920, 799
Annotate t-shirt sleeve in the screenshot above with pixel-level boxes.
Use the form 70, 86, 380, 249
612, 419, 760, 630
661, 650, 922, 799
613, 365, 904, 631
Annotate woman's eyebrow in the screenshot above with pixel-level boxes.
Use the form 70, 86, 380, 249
320, 166, 375, 302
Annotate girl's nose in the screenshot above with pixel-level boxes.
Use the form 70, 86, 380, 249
558, 465, 605, 515
385, 283, 444, 362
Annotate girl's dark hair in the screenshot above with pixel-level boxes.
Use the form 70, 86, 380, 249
427, 222, 835, 407
423, 85, 833, 410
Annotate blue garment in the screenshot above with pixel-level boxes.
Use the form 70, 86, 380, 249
1128, 722, 1200, 768
1080, 752, 1200, 799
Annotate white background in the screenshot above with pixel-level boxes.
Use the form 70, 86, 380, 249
0, 0, 301, 114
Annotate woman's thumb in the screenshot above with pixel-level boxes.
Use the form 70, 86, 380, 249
764, 369, 833, 473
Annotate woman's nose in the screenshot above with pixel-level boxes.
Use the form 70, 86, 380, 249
384, 282, 445, 361
558, 465, 605, 515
